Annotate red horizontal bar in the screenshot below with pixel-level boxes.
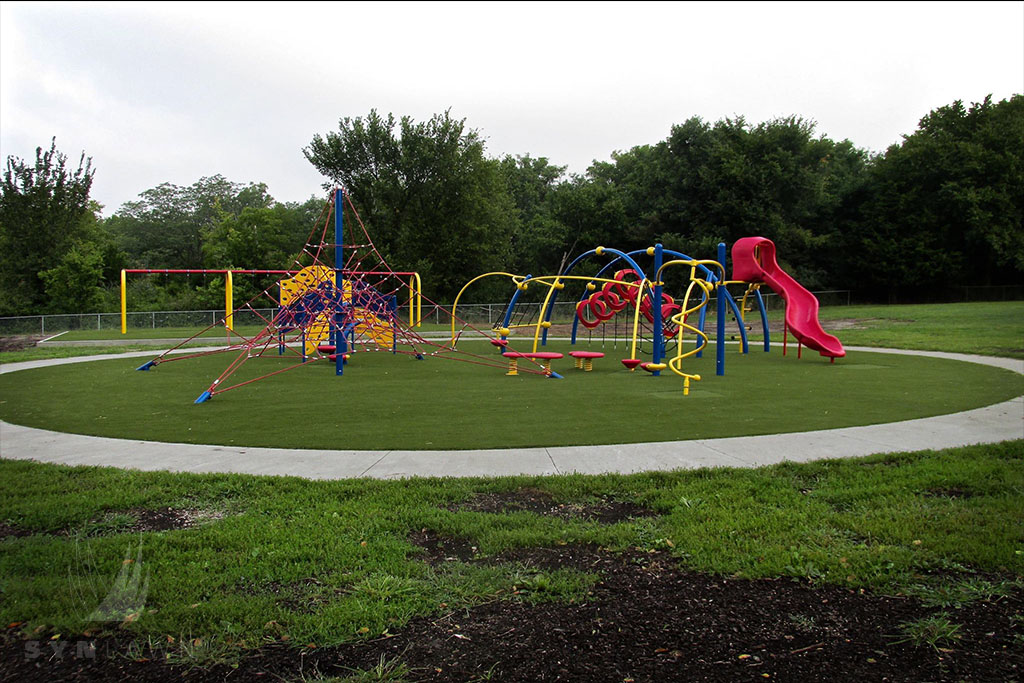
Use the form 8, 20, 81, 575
125, 269, 419, 276
124, 269, 299, 274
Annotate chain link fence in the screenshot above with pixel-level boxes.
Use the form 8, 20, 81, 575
0, 309, 277, 336
0, 290, 856, 336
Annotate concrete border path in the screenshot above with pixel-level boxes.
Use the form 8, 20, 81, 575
1, 347, 1021, 480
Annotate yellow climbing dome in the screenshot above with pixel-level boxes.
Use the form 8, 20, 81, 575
279, 266, 393, 355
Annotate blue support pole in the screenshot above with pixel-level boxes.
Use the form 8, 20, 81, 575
652, 243, 664, 375
755, 288, 770, 352
716, 242, 726, 376
722, 288, 749, 354
334, 188, 345, 376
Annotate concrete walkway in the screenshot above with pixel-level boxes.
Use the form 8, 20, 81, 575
1, 347, 1021, 480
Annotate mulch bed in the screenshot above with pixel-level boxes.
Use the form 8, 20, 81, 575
447, 488, 658, 524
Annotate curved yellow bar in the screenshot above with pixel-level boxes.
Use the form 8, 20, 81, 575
531, 278, 563, 352
657, 259, 719, 394
450, 272, 525, 346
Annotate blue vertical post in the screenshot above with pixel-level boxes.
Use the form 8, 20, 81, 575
652, 243, 664, 375
755, 288, 770, 352
716, 242, 726, 376
335, 188, 345, 376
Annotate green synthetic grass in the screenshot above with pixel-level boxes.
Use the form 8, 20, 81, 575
1, 441, 1021, 648
1, 339, 1020, 450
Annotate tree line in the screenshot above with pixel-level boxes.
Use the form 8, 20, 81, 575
1, 94, 1020, 317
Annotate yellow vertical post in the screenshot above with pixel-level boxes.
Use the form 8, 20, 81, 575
411, 273, 422, 327
225, 270, 234, 331
120, 269, 127, 334
409, 276, 415, 328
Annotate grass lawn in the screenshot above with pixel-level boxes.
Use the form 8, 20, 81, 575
0, 441, 1021, 676
811, 301, 1024, 359
1, 338, 1021, 450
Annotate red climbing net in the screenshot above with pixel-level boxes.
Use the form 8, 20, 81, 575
139, 189, 553, 401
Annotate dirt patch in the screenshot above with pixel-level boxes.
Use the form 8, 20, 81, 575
123, 507, 224, 533
449, 488, 658, 524
238, 576, 347, 614
409, 529, 480, 565
70, 508, 226, 536
3, 508, 225, 540
0, 335, 43, 352
923, 488, 976, 500
0, 521, 34, 540
4, 546, 1021, 681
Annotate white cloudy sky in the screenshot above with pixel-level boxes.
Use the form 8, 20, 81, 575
1, 1, 1021, 215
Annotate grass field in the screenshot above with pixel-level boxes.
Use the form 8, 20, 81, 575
0, 441, 1021, 663
811, 301, 1024, 358
1, 338, 1021, 450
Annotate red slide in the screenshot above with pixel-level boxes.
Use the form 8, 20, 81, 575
731, 237, 845, 359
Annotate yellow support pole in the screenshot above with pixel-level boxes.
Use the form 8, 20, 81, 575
416, 273, 422, 327
409, 276, 415, 328
409, 273, 423, 328
628, 279, 649, 362
120, 269, 127, 334
531, 278, 562, 353
225, 270, 234, 331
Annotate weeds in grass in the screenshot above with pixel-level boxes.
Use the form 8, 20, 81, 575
788, 613, 818, 632
163, 633, 245, 669
336, 654, 412, 682
892, 614, 963, 650
902, 577, 1021, 608
349, 574, 422, 603
76, 512, 135, 537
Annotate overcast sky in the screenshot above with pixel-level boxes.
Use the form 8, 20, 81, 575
1, 1, 1021, 216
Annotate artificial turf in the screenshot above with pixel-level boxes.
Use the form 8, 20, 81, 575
1, 339, 1020, 450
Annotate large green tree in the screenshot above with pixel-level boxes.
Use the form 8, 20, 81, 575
107, 175, 274, 269
0, 138, 99, 315
848, 95, 1024, 299
499, 154, 569, 275
305, 110, 516, 299
568, 116, 869, 288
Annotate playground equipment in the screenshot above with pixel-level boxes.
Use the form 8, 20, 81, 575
132, 182, 842, 402
731, 237, 845, 360
452, 238, 844, 394
133, 189, 561, 403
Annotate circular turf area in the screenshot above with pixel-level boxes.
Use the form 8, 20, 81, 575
1, 340, 1021, 450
